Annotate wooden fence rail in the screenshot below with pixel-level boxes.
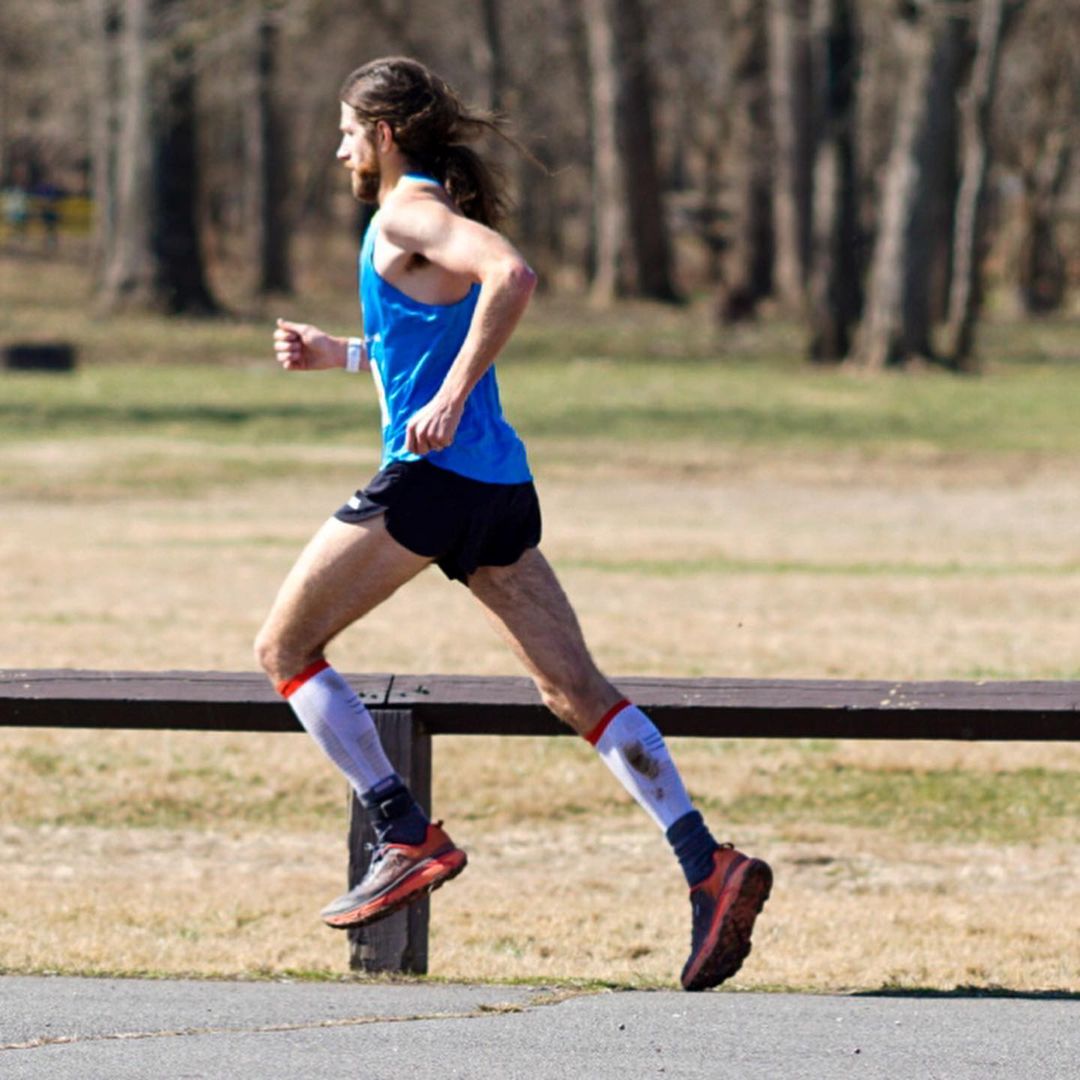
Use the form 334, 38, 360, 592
3, 669, 1078, 974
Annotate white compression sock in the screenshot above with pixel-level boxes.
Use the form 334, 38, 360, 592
278, 660, 396, 797
586, 700, 695, 830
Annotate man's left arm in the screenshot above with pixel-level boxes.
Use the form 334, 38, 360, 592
386, 203, 537, 455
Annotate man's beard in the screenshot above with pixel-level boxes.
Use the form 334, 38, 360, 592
351, 164, 380, 203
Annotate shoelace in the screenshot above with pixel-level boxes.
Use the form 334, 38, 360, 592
362, 840, 389, 868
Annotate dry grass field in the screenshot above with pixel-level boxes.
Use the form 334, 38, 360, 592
1, 251, 1078, 991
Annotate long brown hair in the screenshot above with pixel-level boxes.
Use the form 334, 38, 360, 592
339, 57, 521, 229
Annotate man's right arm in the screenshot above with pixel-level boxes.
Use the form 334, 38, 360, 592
273, 318, 368, 373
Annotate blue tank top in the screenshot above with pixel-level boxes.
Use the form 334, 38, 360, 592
359, 176, 531, 484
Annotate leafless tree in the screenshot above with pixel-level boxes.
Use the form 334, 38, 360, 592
995, 0, 1079, 314
88, 0, 122, 274
473, 0, 562, 284
584, 0, 679, 304
943, 0, 1025, 368
716, 0, 773, 322
853, 0, 968, 370
768, 0, 814, 312
806, 0, 861, 362
99, 0, 218, 313
100, 0, 155, 308
246, 2, 292, 296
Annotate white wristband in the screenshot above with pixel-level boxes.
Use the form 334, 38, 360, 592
345, 337, 366, 373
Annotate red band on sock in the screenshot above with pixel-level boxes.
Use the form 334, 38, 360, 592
277, 658, 330, 699
584, 698, 632, 746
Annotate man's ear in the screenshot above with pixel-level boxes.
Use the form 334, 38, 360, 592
374, 119, 394, 153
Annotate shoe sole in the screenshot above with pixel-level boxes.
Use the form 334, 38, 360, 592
681, 858, 772, 992
322, 848, 468, 930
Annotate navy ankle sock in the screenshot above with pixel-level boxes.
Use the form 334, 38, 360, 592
666, 810, 720, 888
361, 776, 429, 846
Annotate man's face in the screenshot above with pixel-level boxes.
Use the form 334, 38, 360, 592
337, 102, 380, 203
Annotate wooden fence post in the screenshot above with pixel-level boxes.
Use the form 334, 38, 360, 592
346, 708, 433, 973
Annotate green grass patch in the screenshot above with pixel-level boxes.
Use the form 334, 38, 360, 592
3, 335, 1080, 471
504, 347, 1080, 454
707, 764, 1079, 844
0, 365, 382, 445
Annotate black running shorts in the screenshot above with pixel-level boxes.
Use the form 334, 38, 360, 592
333, 459, 542, 583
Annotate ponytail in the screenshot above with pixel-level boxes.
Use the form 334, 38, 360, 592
434, 143, 508, 229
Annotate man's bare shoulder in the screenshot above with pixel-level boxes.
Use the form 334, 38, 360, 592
378, 178, 515, 278
379, 183, 458, 249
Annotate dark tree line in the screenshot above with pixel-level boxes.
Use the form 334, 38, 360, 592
3, 0, 1077, 368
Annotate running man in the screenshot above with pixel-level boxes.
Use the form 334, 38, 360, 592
255, 57, 771, 990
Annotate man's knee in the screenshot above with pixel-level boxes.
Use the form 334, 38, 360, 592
533, 665, 617, 733
254, 624, 308, 687
253, 626, 280, 682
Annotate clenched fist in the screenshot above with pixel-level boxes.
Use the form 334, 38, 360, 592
273, 318, 346, 371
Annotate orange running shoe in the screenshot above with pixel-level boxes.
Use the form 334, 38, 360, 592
680, 843, 772, 991
320, 822, 467, 929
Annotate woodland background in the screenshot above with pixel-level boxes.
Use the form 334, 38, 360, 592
1, 0, 1077, 371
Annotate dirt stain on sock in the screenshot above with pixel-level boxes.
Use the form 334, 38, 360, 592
624, 740, 662, 779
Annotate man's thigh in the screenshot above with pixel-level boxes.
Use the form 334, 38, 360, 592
258, 514, 431, 678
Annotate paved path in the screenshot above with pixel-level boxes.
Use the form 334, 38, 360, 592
2, 976, 1076, 1079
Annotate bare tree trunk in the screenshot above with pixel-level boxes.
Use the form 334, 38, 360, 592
851, 2, 937, 369
807, 0, 861, 362
248, 6, 291, 296
616, 0, 679, 301
702, 137, 724, 283
89, 0, 122, 280
101, 0, 156, 308
908, 15, 969, 333
717, 0, 773, 322
153, 5, 218, 314
1006, 0, 1077, 314
478, 0, 508, 114
477, 0, 552, 284
584, 0, 679, 304
1015, 130, 1071, 313
584, 0, 624, 304
944, 0, 1022, 368
100, 0, 218, 313
0, 44, 7, 185
1013, 37, 1074, 321
768, 0, 813, 312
